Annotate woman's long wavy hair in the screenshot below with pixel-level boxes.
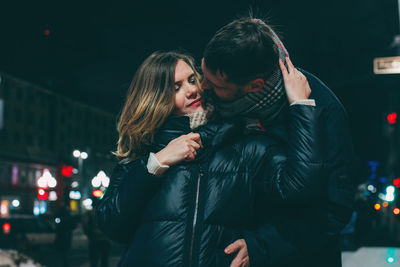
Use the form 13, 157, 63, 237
115, 51, 201, 160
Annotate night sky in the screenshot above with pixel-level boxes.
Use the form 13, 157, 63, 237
0, 0, 399, 165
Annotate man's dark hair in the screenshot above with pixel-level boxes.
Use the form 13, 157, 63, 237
203, 17, 279, 85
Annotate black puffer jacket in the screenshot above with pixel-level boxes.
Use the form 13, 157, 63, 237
242, 70, 355, 267
96, 105, 324, 267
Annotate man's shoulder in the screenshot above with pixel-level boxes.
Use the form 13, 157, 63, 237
299, 69, 348, 117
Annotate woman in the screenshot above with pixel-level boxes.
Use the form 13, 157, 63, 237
96, 51, 323, 266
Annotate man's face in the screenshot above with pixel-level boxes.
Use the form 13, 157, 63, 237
200, 59, 244, 102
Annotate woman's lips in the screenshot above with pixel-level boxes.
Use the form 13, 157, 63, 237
188, 99, 201, 107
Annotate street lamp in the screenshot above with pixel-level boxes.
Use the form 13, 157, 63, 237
72, 149, 88, 202
73, 150, 88, 175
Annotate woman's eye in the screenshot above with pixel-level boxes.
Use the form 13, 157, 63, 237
189, 77, 197, 84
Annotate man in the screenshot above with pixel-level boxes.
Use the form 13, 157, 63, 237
201, 17, 355, 266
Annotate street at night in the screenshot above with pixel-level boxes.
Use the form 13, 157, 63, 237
1, 0, 400, 266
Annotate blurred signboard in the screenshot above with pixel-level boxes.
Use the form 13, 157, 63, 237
0, 99, 3, 130
374, 56, 400, 74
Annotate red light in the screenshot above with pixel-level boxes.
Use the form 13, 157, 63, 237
92, 190, 103, 198
3, 223, 11, 234
38, 188, 48, 200
394, 178, 400, 188
394, 208, 400, 215
387, 113, 397, 124
44, 29, 50, 36
62, 165, 73, 177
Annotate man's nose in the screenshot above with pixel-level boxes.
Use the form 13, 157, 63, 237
200, 79, 211, 90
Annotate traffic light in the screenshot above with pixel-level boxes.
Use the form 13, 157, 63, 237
387, 112, 397, 124
61, 165, 73, 177
393, 178, 400, 188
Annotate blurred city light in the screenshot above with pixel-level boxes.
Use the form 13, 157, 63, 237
11, 199, 20, 208
83, 198, 92, 206
387, 112, 397, 124
387, 186, 395, 194
374, 203, 381, 210
61, 165, 73, 177
92, 190, 103, 198
33, 206, 40, 216
386, 194, 395, 202
379, 177, 388, 183
80, 152, 88, 159
69, 191, 81, 200
383, 202, 389, 207
37, 188, 48, 200
37, 169, 57, 188
386, 186, 396, 202
91, 171, 110, 188
367, 185, 375, 191
1, 200, 9, 217
48, 191, 57, 201
379, 193, 387, 201
33, 201, 47, 215
55, 218, 61, 224
73, 150, 81, 158
387, 257, 395, 263
91, 177, 101, 187
2, 223, 10, 235
83, 198, 93, 210
73, 150, 88, 159
394, 208, 400, 215
394, 178, 400, 188
71, 181, 79, 188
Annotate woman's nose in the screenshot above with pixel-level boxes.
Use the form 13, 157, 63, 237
185, 83, 198, 97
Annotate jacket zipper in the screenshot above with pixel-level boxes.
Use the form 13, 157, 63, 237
188, 164, 203, 267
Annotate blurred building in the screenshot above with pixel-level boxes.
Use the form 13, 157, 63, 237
0, 72, 117, 216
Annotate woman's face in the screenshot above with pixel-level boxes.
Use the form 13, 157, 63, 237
173, 60, 204, 115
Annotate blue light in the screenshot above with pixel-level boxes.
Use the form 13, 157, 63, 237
368, 161, 379, 168
387, 257, 395, 263
379, 177, 388, 183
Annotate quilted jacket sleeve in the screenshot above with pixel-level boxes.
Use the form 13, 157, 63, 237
264, 104, 327, 202
95, 158, 163, 243
244, 103, 355, 266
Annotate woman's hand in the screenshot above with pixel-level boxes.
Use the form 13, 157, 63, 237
279, 57, 311, 104
155, 132, 203, 166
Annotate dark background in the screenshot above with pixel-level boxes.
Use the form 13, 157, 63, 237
0, 0, 399, 168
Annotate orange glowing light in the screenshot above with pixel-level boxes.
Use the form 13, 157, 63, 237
374, 204, 381, 210
92, 190, 103, 198
394, 208, 400, 215
383, 202, 389, 207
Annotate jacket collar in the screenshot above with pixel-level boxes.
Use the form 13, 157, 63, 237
152, 115, 244, 152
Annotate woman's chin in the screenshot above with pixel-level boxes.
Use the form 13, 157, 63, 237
187, 105, 204, 114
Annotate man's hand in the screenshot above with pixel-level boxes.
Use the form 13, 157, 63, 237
225, 239, 250, 267
279, 57, 311, 104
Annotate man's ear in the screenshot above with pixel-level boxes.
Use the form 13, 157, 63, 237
243, 78, 264, 93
